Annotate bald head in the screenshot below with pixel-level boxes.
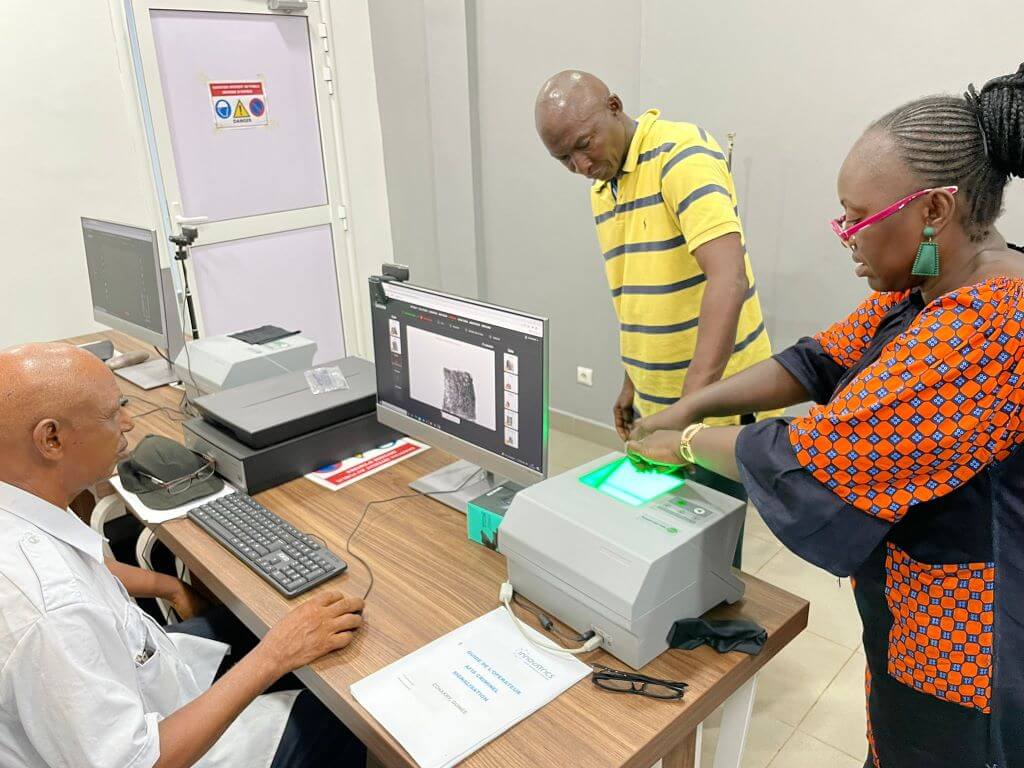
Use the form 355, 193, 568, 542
535, 70, 611, 125
535, 70, 632, 182
0, 343, 112, 446
0, 343, 132, 505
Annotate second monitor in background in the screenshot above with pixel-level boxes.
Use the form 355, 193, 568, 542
369, 277, 548, 512
81, 217, 183, 389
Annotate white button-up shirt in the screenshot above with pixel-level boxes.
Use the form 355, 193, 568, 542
0, 482, 296, 768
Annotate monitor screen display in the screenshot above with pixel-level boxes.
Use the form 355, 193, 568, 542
371, 281, 546, 477
82, 218, 164, 337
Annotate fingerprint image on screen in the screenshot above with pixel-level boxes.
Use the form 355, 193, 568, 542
407, 326, 497, 430
442, 368, 477, 421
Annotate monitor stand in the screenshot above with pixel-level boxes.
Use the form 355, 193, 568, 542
410, 459, 506, 514
114, 358, 180, 390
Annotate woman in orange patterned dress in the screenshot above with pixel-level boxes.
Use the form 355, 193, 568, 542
627, 66, 1024, 767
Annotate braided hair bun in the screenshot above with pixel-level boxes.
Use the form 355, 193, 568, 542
967, 63, 1024, 179
872, 64, 1024, 241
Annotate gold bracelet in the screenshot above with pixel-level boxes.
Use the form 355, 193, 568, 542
678, 422, 708, 464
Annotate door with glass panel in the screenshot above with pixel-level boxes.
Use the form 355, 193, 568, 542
127, 0, 359, 361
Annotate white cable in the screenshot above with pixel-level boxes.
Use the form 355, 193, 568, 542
499, 582, 602, 657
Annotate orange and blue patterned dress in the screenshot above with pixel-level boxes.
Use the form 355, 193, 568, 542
735, 275, 1024, 767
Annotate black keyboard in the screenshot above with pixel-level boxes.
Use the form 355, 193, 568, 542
188, 492, 347, 597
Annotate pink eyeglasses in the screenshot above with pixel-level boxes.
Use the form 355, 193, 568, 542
831, 186, 958, 247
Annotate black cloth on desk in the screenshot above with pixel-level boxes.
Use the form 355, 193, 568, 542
667, 617, 767, 655
229, 325, 300, 345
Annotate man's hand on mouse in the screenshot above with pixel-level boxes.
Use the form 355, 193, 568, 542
255, 591, 365, 680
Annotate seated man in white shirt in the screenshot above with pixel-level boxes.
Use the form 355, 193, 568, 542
0, 342, 367, 768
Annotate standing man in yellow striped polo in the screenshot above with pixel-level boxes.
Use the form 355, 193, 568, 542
535, 70, 774, 518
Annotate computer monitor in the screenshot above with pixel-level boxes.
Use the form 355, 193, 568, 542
81, 217, 183, 389
369, 276, 548, 511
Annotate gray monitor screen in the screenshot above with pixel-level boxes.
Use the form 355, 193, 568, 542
82, 218, 163, 337
371, 281, 547, 477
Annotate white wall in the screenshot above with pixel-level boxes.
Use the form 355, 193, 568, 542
365, 0, 487, 297
640, 0, 1024, 351
464, 0, 1024, 426
422, 0, 483, 298
327, 0, 399, 334
474, 0, 644, 426
0, 2, 157, 348
366, 0, 443, 289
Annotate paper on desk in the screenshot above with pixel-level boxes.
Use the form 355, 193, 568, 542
351, 607, 589, 768
305, 437, 429, 491
109, 474, 236, 525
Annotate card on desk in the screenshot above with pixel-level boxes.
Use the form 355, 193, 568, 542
351, 608, 589, 768
305, 438, 429, 491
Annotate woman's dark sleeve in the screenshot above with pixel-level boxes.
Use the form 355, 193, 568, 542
735, 418, 891, 577
773, 338, 845, 405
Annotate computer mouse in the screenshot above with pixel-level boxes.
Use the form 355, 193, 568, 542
106, 350, 151, 370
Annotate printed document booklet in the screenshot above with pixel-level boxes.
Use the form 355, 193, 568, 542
351, 608, 589, 767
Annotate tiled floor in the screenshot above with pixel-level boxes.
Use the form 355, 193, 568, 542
547, 429, 869, 768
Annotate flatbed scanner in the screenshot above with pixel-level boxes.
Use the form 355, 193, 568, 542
499, 452, 746, 669
183, 357, 398, 493
173, 333, 317, 398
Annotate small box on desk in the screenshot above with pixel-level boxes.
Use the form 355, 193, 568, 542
467, 482, 521, 550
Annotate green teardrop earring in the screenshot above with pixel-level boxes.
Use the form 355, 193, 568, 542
912, 225, 940, 277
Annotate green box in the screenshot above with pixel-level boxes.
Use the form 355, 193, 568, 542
467, 482, 521, 550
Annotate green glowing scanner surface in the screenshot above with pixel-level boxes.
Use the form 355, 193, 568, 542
578, 457, 685, 506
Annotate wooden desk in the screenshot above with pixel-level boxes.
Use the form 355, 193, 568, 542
75, 330, 808, 768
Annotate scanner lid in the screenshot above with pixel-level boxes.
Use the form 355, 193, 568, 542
193, 356, 378, 448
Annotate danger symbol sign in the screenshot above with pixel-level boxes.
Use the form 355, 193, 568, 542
209, 81, 269, 129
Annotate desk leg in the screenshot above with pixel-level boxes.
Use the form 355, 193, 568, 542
366, 752, 385, 768
659, 727, 698, 768
712, 674, 757, 768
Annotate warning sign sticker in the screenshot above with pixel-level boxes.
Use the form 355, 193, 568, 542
209, 81, 268, 128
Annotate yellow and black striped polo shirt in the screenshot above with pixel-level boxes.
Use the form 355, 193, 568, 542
591, 109, 773, 420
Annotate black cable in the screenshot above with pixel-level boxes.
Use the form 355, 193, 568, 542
178, 390, 201, 419
347, 469, 485, 600
125, 394, 189, 422
128, 394, 185, 415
